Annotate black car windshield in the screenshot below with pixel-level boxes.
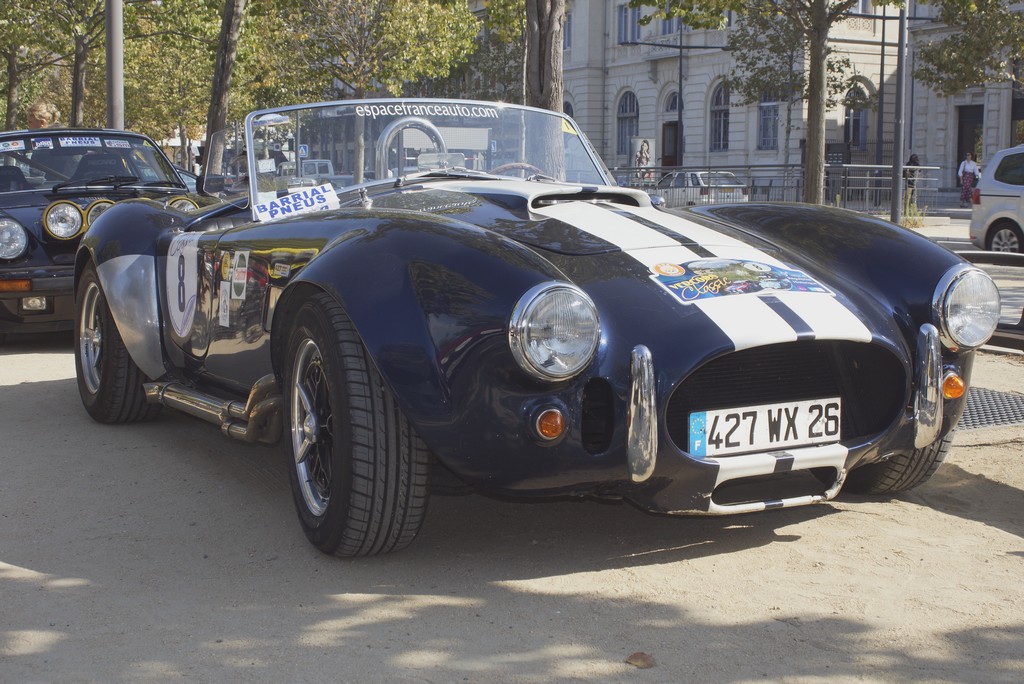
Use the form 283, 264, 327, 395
0, 131, 184, 194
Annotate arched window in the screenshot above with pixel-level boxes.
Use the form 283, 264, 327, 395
563, 101, 574, 118
666, 91, 679, 113
758, 91, 778, 151
844, 86, 868, 150
710, 83, 729, 152
617, 91, 639, 155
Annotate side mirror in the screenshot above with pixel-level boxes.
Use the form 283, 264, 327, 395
199, 173, 225, 194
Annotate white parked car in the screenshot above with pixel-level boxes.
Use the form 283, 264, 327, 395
970, 145, 1024, 252
655, 170, 749, 205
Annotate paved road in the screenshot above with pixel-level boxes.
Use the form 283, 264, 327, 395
1, 334, 1022, 683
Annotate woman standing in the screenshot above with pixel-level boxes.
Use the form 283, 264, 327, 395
957, 151, 980, 208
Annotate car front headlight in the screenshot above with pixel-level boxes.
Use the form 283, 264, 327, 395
168, 196, 199, 212
935, 265, 1001, 349
509, 282, 601, 380
0, 218, 29, 259
85, 199, 115, 225
44, 201, 84, 239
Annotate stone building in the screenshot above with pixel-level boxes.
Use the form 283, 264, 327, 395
559, 0, 1024, 192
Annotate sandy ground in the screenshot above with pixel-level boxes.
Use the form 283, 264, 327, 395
1, 333, 1022, 683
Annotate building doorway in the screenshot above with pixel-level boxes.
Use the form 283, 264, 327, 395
957, 105, 984, 183
662, 122, 679, 168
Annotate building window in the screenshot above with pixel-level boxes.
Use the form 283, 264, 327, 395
758, 91, 778, 150
617, 4, 641, 44
859, 0, 872, 13
710, 83, 729, 152
563, 11, 573, 50
662, 15, 680, 34
617, 91, 639, 155
563, 101, 574, 118
844, 86, 868, 150
666, 91, 678, 113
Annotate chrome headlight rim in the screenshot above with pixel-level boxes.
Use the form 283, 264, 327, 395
508, 281, 601, 381
84, 199, 115, 225
167, 196, 199, 212
43, 201, 85, 240
933, 264, 1001, 350
0, 217, 29, 260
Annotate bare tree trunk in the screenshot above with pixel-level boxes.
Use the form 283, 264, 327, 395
5, 52, 20, 130
70, 36, 88, 127
802, 5, 829, 204
524, 0, 564, 112
205, 0, 248, 148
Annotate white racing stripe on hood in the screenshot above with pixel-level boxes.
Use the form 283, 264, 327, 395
770, 291, 872, 342
532, 195, 872, 349
533, 201, 683, 251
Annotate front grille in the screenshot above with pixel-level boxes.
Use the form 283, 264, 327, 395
665, 341, 906, 452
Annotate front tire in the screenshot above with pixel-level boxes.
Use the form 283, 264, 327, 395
284, 294, 429, 557
843, 434, 953, 494
75, 262, 160, 423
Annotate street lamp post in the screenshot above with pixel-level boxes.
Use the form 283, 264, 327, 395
105, 0, 124, 129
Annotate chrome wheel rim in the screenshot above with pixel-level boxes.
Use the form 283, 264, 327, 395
290, 338, 333, 516
78, 280, 103, 394
991, 228, 1020, 253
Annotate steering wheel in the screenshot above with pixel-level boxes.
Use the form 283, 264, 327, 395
491, 162, 546, 177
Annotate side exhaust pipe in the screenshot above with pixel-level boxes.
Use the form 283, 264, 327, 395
143, 375, 283, 445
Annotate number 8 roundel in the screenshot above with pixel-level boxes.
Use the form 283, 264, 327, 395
166, 232, 202, 337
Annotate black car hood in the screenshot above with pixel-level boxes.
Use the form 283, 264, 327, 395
370, 179, 766, 257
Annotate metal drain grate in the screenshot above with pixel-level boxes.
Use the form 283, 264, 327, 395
960, 387, 1024, 430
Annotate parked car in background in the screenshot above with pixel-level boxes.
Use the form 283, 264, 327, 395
656, 170, 749, 205
174, 166, 198, 193
971, 144, 1024, 252
0, 128, 204, 342
73, 98, 999, 557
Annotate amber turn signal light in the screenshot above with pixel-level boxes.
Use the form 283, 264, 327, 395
942, 372, 966, 400
535, 408, 566, 441
0, 279, 31, 293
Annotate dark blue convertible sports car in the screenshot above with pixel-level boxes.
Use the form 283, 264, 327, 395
73, 99, 1001, 556
0, 127, 200, 341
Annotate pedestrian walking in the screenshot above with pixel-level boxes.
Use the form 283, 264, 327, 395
957, 151, 980, 208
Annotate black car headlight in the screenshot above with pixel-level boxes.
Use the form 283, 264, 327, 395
43, 201, 84, 239
85, 199, 115, 225
509, 282, 601, 380
0, 218, 29, 259
934, 265, 1000, 349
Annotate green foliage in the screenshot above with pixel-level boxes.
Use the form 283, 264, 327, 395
915, 0, 1024, 96
627, 0, 734, 31
292, 0, 479, 98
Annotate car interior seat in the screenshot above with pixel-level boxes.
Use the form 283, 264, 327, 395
71, 153, 130, 180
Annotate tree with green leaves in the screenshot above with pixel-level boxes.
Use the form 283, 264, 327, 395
725, 2, 865, 199
0, 3, 66, 129
50, 0, 108, 126
293, 0, 478, 181
914, 0, 1024, 96
631, 0, 891, 204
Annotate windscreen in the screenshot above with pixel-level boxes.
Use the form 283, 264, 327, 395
241, 100, 611, 208
0, 132, 183, 194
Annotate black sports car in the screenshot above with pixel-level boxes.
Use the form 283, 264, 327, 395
73, 99, 1001, 557
0, 128, 202, 341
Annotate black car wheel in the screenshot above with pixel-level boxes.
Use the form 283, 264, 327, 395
842, 434, 952, 494
75, 262, 160, 423
284, 293, 429, 557
988, 221, 1023, 253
